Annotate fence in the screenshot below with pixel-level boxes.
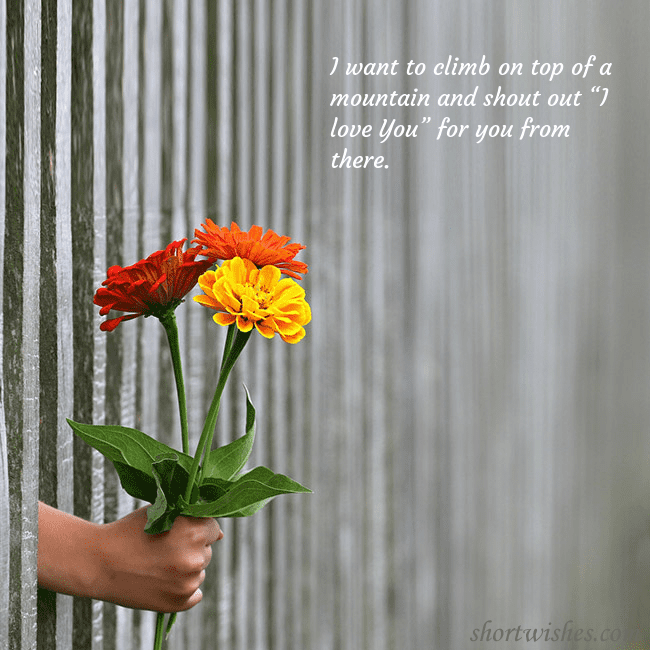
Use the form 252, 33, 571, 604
3, 1, 650, 649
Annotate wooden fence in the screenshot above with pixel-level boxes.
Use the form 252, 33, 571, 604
3, 1, 650, 649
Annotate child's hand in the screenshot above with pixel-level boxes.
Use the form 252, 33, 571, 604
38, 502, 223, 612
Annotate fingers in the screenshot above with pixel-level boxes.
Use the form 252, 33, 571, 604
162, 568, 207, 612
198, 517, 222, 545
202, 544, 212, 568
166, 521, 221, 612
172, 516, 223, 546
175, 588, 203, 612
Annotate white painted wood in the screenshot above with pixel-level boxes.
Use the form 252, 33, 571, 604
116, 2, 140, 648
22, 2, 41, 647
55, 0, 74, 645
91, 4, 108, 650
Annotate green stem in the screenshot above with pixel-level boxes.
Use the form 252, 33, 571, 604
157, 311, 188, 647
220, 322, 236, 373
184, 326, 252, 501
154, 613, 165, 650
165, 613, 177, 640
160, 311, 189, 455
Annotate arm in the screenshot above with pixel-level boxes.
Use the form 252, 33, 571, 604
37, 501, 223, 612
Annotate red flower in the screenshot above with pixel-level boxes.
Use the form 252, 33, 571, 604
94, 239, 213, 331
191, 220, 308, 280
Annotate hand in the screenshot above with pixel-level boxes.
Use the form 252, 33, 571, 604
95, 507, 223, 612
38, 502, 223, 612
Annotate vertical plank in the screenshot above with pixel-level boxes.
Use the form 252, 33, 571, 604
338, 1, 364, 648
167, 2, 193, 648
138, 1, 163, 646
102, 1, 123, 646
213, 4, 234, 649
234, 0, 251, 227
185, 0, 207, 455
185, 2, 211, 646
102, 6, 124, 631
306, 2, 336, 647
91, 0, 107, 648
410, 8, 454, 648
140, 0, 162, 457
213, 1, 236, 452
0, 370, 8, 650
37, 0, 59, 642
362, 2, 388, 646
215, 0, 233, 225
286, 3, 308, 648
70, 0, 97, 647
114, 1, 139, 648
22, 2, 42, 648
385, 4, 416, 648
390, 5, 419, 649
232, 4, 253, 650
155, 0, 176, 459
200, 4, 226, 647
269, 2, 289, 648
3, 1, 26, 647
0, 0, 8, 643
171, 0, 187, 239
55, 0, 74, 646
251, 4, 270, 650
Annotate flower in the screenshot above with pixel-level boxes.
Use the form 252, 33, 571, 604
191, 220, 308, 280
194, 257, 311, 344
94, 239, 213, 331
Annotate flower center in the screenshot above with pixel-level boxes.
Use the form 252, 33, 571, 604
249, 285, 271, 309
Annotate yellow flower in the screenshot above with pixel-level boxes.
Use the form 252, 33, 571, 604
194, 257, 311, 344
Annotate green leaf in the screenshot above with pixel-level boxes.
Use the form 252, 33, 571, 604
184, 466, 311, 518
68, 420, 195, 508
112, 462, 158, 503
198, 477, 229, 502
152, 453, 192, 502
67, 420, 194, 475
145, 474, 173, 533
201, 387, 256, 481
146, 470, 177, 534
144, 455, 192, 534
226, 498, 273, 518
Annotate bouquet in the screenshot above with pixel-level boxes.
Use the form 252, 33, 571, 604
67, 221, 311, 649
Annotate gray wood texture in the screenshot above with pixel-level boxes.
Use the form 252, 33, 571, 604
2, 1, 650, 649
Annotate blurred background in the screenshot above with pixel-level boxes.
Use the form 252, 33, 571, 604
2, 1, 650, 649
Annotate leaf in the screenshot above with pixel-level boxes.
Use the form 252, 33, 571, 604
144, 455, 192, 534
201, 387, 256, 481
67, 420, 195, 477
152, 453, 192, 503
184, 466, 311, 518
145, 471, 174, 533
198, 477, 229, 502
68, 420, 192, 503
226, 498, 273, 518
112, 462, 158, 503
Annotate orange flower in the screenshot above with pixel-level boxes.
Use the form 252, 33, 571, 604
191, 220, 308, 280
94, 239, 213, 331
194, 257, 311, 344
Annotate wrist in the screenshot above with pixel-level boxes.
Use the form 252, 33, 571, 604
37, 502, 106, 600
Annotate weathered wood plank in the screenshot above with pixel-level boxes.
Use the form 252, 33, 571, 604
54, 0, 74, 648
0, 0, 8, 643
22, 3, 42, 648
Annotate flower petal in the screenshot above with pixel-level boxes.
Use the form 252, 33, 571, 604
192, 221, 308, 279
94, 239, 212, 331
194, 257, 310, 343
